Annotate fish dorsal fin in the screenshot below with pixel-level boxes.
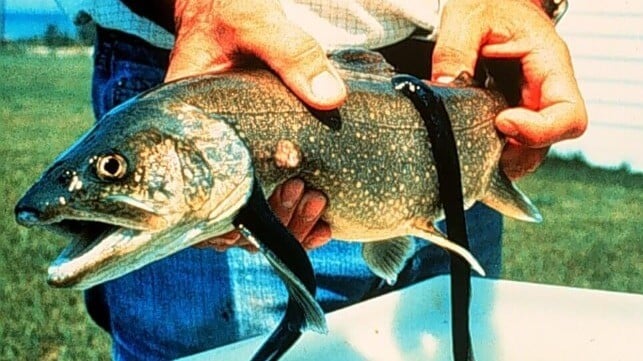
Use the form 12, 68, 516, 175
361, 237, 415, 285
329, 48, 395, 77
482, 170, 543, 223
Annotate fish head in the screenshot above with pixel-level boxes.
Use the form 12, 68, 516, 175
15, 96, 253, 289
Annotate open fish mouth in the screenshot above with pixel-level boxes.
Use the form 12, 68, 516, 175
21, 214, 156, 289
43, 218, 145, 289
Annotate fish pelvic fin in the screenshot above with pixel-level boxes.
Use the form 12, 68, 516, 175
411, 220, 486, 277
482, 170, 543, 223
361, 237, 415, 286
241, 227, 328, 334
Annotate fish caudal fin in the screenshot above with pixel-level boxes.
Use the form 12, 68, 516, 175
242, 227, 328, 334
482, 171, 543, 223
411, 221, 486, 276
362, 237, 415, 285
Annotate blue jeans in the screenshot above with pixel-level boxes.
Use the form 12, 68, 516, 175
87, 28, 503, 361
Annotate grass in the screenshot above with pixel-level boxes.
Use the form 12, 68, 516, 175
0, 50, 641, 360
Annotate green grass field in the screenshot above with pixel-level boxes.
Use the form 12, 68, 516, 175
0, 51, 641, 360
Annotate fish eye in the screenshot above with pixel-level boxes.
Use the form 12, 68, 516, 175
96, 154, 127, 180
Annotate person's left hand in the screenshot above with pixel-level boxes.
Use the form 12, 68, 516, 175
431, 0, 588, 179
196, 179, 331, 252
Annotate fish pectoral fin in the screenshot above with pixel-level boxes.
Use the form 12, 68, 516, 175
482, 170, 543, 223
362, 237, 415, 286
243, 229, 328, 334
411, 221, 486, 276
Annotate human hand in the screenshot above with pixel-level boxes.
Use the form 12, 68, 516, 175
432, 0, 587, 179
195, 178, 332, 252
169, 0, 338, 252
167, 0, 347, 110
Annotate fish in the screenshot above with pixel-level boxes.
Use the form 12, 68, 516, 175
15, 48, 541, 333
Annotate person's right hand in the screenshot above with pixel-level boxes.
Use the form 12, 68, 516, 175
167, 0, 347, 110
170, 1, 344, 252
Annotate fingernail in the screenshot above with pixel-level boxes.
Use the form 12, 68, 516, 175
280, 179, 304, 209
303, 236, 326, 250
281, 190, 298, 209
311, 71, 343, 102
435, 76, 455, 84
497, 119, 520, 137
300, 195, 324, 222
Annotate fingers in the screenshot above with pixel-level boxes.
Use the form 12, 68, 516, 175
166, 0, 234, 82
268, 179, 331, 249
230, 2, 346, 109
487, 20, 587, 148
166, 0, 347, 109
433, 0, 587, 179
287, 191, 327, 245
431, 1, 489, 82
496, 103, 587, 148
268, 178, 305, 226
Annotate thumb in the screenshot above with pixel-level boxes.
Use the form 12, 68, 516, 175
431, 3, 488, 82
238, 16, 347, 110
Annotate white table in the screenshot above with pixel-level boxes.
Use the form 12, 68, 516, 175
181, 276, 643, 361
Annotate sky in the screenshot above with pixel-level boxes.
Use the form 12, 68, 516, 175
5, 0, 61, 12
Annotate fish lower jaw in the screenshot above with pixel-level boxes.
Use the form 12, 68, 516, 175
47, 267, 86, 289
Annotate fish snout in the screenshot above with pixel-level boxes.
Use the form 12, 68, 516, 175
15, 204, 44, 227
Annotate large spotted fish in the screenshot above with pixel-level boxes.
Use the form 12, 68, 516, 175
15, 49, 541, 334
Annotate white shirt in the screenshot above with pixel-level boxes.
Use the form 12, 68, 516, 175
58, 0, 445, 50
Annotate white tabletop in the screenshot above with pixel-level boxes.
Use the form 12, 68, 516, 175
181, 276, 643, 361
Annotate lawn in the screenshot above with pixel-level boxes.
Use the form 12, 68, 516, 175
0, 51, 641, 360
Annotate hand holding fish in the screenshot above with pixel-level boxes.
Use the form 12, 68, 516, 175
432, 0, 588, 179
197, 179, 331, 251
168, 0, 339, 251
166, 0, 347, 109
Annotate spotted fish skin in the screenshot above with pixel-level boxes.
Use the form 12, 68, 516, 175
151, 50, 507, 241
15, 49, 540, 290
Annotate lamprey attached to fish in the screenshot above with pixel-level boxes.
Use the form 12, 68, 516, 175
15, 48, 541, 345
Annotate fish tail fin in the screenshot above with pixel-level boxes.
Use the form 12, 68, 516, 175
481, 170, 542, 223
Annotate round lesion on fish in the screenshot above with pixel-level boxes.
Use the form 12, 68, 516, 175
273, 139, 302, 169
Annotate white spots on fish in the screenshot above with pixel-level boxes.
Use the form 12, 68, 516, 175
153, 190, 170, 202
183, 167, 194, 180
356, 181, 362, 188
58, 196, 66, 205
67, 174, 83, 192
